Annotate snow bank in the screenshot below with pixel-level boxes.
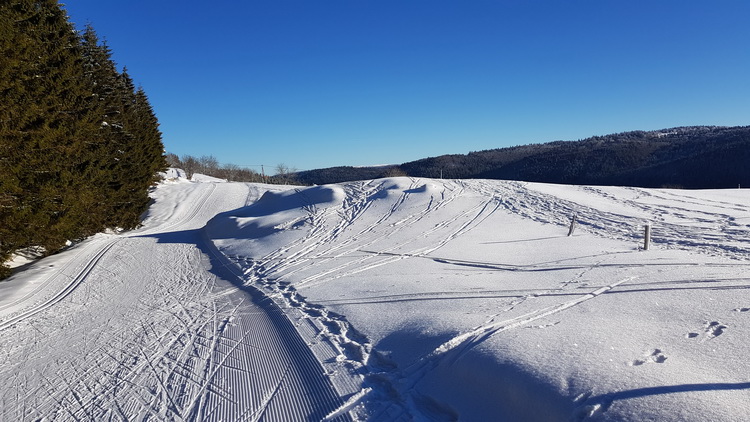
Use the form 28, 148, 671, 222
191, 172, 227, 183
207, 185, 345, 258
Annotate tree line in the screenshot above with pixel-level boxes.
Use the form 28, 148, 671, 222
165, 153, 300, 185
1, 0, 166, 278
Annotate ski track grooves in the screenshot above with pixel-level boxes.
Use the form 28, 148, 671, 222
0, 182, 218, 329
0, 240, 118, 332
408, 276, 638, 382
491, 181, 750, 259
198, 227, 352, 422
254, 179, 479, 290
1, 182, 352, 421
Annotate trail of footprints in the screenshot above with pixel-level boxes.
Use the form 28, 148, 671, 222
629, 307, 747, 367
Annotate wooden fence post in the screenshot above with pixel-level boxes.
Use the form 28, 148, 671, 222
567, 214, 577, 237
643, 223, 651, 250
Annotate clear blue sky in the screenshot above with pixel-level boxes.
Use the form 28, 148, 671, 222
62, 1, 750, 171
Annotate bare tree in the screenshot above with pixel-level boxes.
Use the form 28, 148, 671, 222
165, 152, 181, 168
383, 167, 407, 178
199, 155, 219, 174
216, 163, 240, 181
181, 155, 199, 179
275, 163, 290, 176
274, 163, 298, 184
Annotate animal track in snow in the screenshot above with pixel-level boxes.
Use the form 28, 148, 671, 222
686, 321, 727, 342
703, 321, 727, 340
688, 321, 727, 341
733, 307, 750, 313
629, 349, 667, 366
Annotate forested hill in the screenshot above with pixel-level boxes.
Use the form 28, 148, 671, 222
293, 126, 750, 188
1, 1, 166, 278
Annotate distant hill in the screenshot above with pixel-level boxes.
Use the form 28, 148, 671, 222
293, 126, 750, 189
292, 165, 402, 186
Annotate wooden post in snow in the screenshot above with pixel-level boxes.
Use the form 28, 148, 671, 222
643, 223, 651, 250
567, 214, 577, 237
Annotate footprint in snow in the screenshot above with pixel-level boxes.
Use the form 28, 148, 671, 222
686, 321, 727, 342
733, 307, 750, 313
629, 349, 667, 366
703, 321, 727, 340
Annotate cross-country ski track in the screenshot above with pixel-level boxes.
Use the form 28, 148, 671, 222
2, 175, 750, 421
0, 181, 351, 421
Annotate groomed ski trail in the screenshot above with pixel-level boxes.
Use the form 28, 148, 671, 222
0, 181, 353, 421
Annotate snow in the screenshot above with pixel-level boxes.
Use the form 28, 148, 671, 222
160, 167, 187, 181
4, 246, 47, 269
191, 172, 227, 183
2, 173, 749, 421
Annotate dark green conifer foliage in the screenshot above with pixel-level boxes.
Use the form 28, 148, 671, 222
1, 0, 98, 270
105, 69, 166, 228
80, 26, 137, 229
1, 1, 166, 278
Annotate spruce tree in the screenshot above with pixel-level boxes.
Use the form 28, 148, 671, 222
80, 25, 135, 229
0, 2, 25, 276
1, 0, 99, 269
1, 1, 166, 278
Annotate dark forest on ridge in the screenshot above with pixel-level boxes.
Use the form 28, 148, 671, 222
292, 126, 750, 188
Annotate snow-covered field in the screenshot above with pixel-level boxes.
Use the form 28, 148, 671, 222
1, 174, 749, 421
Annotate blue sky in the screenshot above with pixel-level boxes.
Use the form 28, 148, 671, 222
62, 1, 750, 171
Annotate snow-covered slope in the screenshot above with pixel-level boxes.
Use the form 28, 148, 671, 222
2, 176, 749, 421
207, 178, 750, 421
0, 179, 351, 421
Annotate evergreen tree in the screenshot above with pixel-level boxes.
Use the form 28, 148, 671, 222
110, 83, 166, 227
1, 0, 98, 271
80, 27, 142, 229
100, 69, 166, 228
1, 1, 166, 278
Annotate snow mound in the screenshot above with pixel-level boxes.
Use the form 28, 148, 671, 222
243, 184, 345, 218
206, 184, 345, 257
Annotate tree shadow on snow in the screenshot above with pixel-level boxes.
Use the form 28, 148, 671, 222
134, 229, 202, 245
480, 235, 561, 244
610, 381, 750, 400
582, 382, 750, 415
